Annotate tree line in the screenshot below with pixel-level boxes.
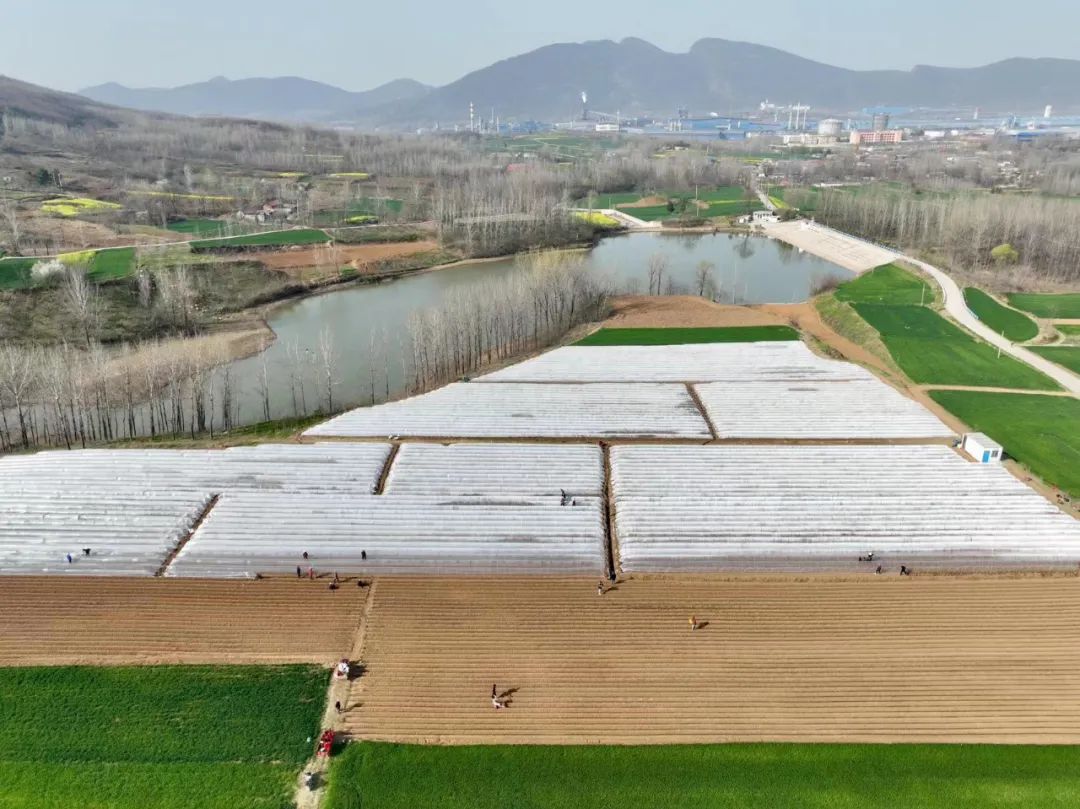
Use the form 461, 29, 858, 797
814, 185, 1080, 283
406, 255, 610, 393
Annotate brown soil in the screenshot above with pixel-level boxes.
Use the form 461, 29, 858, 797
761, 302, 888, 372
0, 578, 364, 666
254, 241, 438, 275
347, 576, 1080, 744
616, 195, 668, 209
604, 296, 786, 328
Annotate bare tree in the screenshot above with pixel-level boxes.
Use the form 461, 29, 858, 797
0, 200, 21, 255
156, 265, 198, 334
62, 265, 100, 348
318, 327, 338, 413
694, 260, 716, 298
647, 254, 669, 296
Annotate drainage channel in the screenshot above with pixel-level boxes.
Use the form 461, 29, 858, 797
373, 443, 401, 495
156, 493, 220, 577
601, 442, 619, 580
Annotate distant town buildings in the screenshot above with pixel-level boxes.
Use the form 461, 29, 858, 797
849, 130, 903, 145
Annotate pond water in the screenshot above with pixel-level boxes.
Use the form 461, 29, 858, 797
220, 232, 853, 424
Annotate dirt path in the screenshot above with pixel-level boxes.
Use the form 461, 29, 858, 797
917, 384, 1076, 397
347, 576, 1080, 745
294, 581, 375, 809
759, 302, 888, 373
0, 578, 365, 666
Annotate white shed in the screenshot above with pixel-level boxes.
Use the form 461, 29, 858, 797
962, 432, 1003, 464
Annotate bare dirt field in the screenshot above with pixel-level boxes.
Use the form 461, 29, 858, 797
253, 241, 438, 275
604, 295, 786, 328
347, 576, 1080, 744
0, 578, 364, 666
18, 214, 176, 252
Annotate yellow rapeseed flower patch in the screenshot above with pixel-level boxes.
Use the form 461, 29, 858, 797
329, 172, 371, 179
126, 190, 235, 201
57, 249, 97, 266
41, 198, 122, 217
575, 211, 621, 228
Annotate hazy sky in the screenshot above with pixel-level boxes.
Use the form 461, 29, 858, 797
4, 0, 1077, 92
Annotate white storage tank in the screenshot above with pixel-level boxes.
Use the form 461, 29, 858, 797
817, 118, 842, 137
962, 432, 1003, 464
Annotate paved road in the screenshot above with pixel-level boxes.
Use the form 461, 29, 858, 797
905, 256, 1080, 396
765, 221, 1080, 395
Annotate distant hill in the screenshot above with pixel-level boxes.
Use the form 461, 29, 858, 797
365, 38, 1080, 126
70, 39, 1080, 130
0, 75, 126, 127
79, 76, 431, 123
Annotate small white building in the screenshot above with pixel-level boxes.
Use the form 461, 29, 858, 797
962, 432, 1003, 464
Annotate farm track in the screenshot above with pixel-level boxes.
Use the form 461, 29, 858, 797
347, 576, 1080, 744
0, 578, 364, 666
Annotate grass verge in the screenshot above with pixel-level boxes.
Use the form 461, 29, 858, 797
108, 414, 327, 449
576, 326, 798, 346
928, 390, 1080, 496
0, 664, 328, 809
963, 288, 1039, 342
1006, 292, 1080, 320
325, 742, 1080, 809
1029, 346, 1080, 375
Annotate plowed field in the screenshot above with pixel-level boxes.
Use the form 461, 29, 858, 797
0, 578, 364, 666
347, 576, 1080, 744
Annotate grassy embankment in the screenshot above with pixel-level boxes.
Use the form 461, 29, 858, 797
109, 414, 329, 450
962, 288, 1039, 342
823, 264, 1077, 495
0, 665, 327, 809
325, 742, 1080, 809
832, 265, 1057, 390
576, 326, 798, 346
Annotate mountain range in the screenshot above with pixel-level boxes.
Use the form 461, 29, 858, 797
80, 76, 431, 123
67, 38, 1080, 128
